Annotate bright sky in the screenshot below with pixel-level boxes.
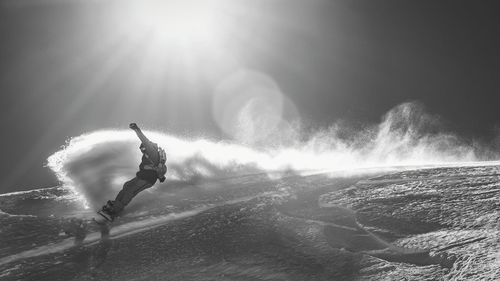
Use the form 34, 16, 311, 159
1, 0, 499, 192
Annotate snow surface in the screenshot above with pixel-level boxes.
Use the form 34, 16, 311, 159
1, 164, 499, 280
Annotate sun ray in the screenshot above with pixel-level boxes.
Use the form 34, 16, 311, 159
0, 33, 141, 190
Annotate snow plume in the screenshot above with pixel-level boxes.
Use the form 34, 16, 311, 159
47, 102, 492, 208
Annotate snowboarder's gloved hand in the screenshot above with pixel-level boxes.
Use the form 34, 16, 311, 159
129, 123, 139, 130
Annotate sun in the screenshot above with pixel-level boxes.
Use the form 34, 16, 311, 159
122, 0, 225, 45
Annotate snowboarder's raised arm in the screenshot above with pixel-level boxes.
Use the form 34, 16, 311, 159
130, 123, 160, 164
129, 123, 152, 145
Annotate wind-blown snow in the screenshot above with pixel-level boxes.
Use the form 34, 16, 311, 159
46, 102, 492, 208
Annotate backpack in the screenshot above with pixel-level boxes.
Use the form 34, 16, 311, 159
155, 147, 167, 182
143, 144, 168, 182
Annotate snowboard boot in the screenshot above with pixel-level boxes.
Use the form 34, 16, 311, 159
98, 200, 117, 222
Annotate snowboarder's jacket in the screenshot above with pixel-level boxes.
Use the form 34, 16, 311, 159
137, 141, 167, 184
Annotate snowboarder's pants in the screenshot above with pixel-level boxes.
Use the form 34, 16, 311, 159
111, 177, 153, 215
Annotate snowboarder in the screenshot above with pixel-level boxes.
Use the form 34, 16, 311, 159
97, 123, 167, 222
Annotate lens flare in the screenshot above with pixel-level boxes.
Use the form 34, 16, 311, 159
213, 69, 287, 144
